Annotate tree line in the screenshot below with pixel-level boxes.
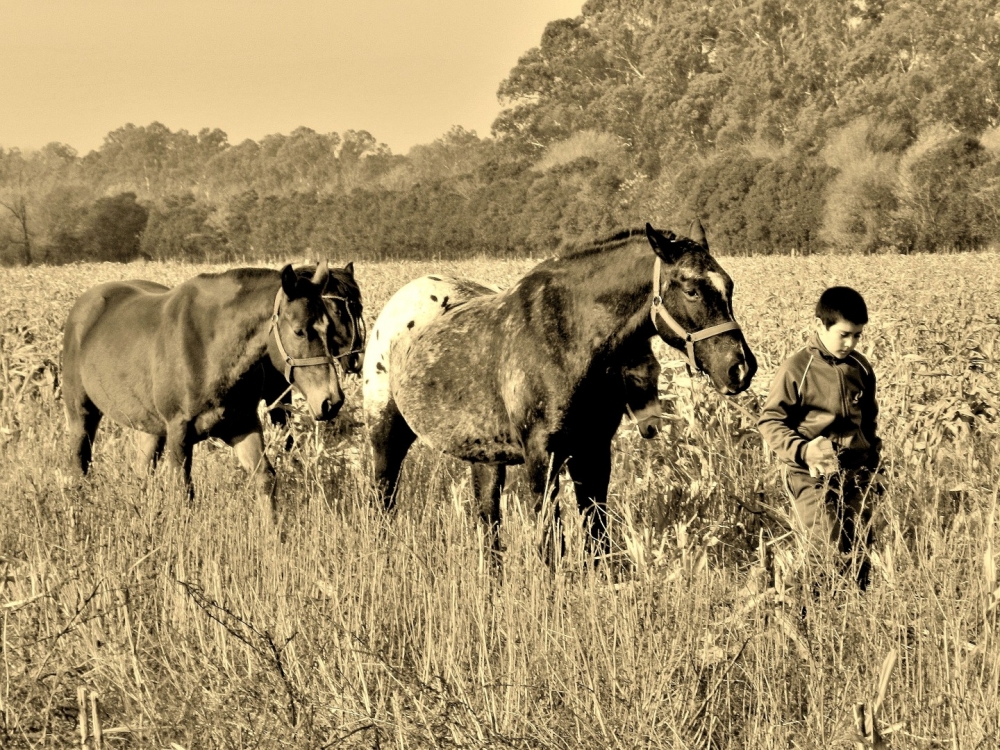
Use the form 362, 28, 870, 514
2, 0, 999, 265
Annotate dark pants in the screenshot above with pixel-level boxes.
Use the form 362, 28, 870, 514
783, 467, 877, 589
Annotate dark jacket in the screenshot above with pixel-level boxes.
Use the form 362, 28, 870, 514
758, 333, 881, 472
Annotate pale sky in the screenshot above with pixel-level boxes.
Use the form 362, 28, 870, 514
0, 0, 583, 156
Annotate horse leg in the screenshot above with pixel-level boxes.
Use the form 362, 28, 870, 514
471, 463, 506, 558
135, 432, 166, 475
164, 420, 195, 499
524, 436, 565, 565
567, 444, 613, 561
64, 391, 102, 476
265, 387, 295, 452
209, 412, 278, 514
369, 399, 416, 511
227, 427, 278, 517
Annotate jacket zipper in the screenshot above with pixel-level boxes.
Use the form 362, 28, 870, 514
837, 362, 848, 419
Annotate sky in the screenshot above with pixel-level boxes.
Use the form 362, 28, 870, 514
0, 0, 583, 156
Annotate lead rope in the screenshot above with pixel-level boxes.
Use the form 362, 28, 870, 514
263, 307, 295, 414
624, 402, 639, 425
264, 383, 294, 414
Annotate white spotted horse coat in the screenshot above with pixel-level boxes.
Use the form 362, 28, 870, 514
363, 275, 499, 444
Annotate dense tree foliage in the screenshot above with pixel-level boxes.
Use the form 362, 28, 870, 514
1, 0, 999, 265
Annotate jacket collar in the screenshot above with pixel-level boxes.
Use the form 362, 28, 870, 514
807, 331, 847, 364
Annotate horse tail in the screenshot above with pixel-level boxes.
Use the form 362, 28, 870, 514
61, 290, 108, 432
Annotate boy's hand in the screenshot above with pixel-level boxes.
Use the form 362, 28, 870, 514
805, 437, 839, 477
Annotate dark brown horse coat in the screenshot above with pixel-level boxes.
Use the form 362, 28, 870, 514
374, 224, 757, 556
62, 264, 341, 500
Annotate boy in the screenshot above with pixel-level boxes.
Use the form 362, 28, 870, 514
758, 286, 882, 589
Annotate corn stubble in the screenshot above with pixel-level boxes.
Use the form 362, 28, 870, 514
1, 255, 999, 748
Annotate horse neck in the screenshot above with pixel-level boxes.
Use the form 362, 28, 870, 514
223, 270, 283, 374
558, 239, 656, 366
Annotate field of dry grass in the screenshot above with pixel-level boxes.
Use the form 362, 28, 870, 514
2, 252, 999, 748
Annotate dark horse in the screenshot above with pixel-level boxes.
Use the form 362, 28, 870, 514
62, 263, 344, 501
262, 262, 366, 436
365, 274, 664, 555
369, 224, 757, 556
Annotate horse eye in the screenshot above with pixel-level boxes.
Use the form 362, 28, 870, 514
684, 288, 699, 300
293, 328, 306, 338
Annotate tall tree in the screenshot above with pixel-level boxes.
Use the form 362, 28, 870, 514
0, 190, 31, 265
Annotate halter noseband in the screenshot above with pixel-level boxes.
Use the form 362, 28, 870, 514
270, 288, 336, 382
649, 256, 742, 374
322, 293, 366, 370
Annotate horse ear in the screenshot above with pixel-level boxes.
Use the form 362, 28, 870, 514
280, 264, 298, 298
689, 219, 708, 249
645, 223, 680, 262
311, 260, 329, 288
343, 261, 355, 277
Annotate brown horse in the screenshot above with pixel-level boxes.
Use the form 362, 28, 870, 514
62, 263, 343, 501
370, 224, 756, 557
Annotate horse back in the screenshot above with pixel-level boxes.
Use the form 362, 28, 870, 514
66, 273, 261, 435
64, 279, 169, 362
363, 275, 496, 427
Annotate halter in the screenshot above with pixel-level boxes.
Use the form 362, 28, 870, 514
649, 256, 742, 374
269, 288, 336, 382
322, 293, 366, 370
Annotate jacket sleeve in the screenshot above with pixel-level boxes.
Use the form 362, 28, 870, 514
861, 366, 882, 469
758, 360, 808, 469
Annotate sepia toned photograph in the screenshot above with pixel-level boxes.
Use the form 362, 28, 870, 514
2, 1, 999, 747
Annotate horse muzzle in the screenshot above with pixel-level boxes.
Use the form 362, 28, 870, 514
316, 394, 344, 421
344, 351, 364, 375
697, 332, 757, 395
637, 415, 662, 439
715, 345, 757, 395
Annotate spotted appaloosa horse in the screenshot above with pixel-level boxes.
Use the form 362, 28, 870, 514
366, 224, 756, 557
62, 263, 343, 502
262, 262, 366, 436
364, 276, 663, 533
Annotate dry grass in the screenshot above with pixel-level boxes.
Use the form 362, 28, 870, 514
2, 254, 1000, 748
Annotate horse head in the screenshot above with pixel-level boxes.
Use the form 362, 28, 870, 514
645, 223, 757, 395
294, 262, 366, 375
323, 261, 366, 374
622, 348, 663, 439
269, 262, 344, 420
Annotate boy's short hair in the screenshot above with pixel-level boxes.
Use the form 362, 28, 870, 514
816, 286, 868, 327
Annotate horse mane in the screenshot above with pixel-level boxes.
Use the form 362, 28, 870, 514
292, 263, 363, 310
558, 228, 647, 260
196, 267, 275, 282
326, 268, 363, 309
560, 226, 711, 270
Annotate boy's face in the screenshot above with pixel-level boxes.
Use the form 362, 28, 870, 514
816, 317, 865, 359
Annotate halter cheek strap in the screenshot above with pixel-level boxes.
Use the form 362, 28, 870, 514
270, 289, 335, 383
650, 256, 742, 374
